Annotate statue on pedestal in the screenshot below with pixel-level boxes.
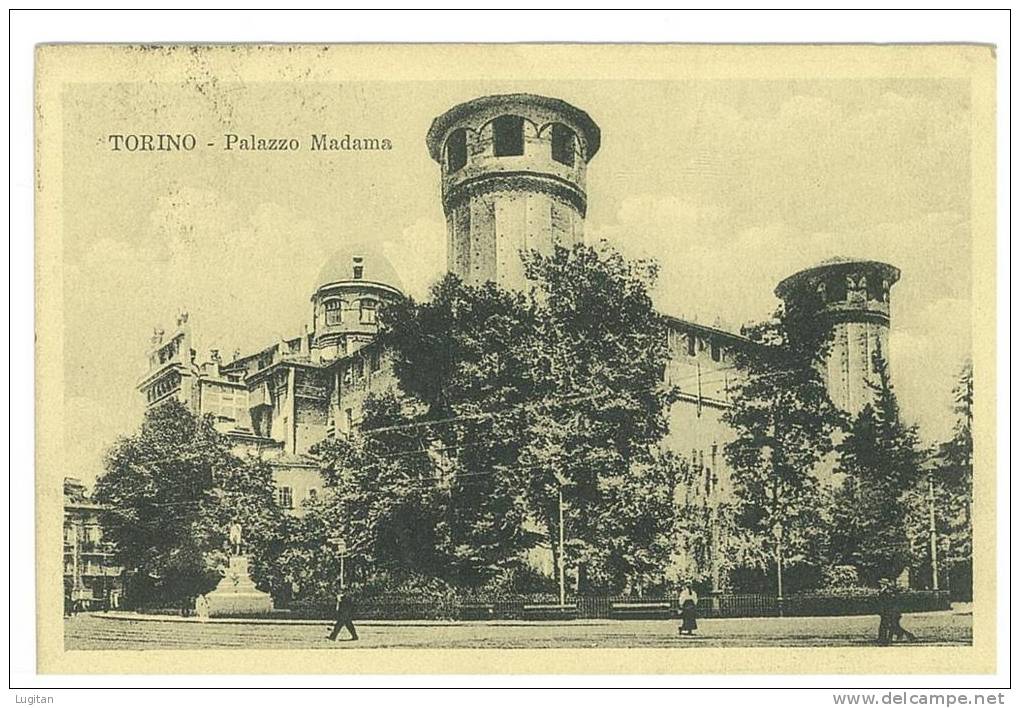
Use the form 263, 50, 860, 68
229, 521, 243, 557
205, 519, 272, 617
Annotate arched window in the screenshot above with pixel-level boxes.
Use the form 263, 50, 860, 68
493, 115, 524, 156
325, 299, 343, 326
551, 123, 576, 166
446, 128, 467, 172
359, 299, 378, 324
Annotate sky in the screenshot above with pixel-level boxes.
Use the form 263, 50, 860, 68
61, 77, 973, 485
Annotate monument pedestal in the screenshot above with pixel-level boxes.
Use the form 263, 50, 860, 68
205, 556, 273, 617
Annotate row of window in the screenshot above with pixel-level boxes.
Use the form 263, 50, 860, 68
676, 333, 723, 362
153, 336, 182, 366
815, 274, 892, 304
275, 485, 318, 509
323, 298, 378, 326
64, 524, 102, 544
342, 348, 382, 387
146, 373, 180, 403
445, 116, 578, 172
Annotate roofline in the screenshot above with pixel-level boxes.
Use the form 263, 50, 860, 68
312, 279, 403, 301
246, 357, 329, 385
268, 459, 319, 469
136, 361, 189, 389
775, 259, 901, 300
426, 93, 601, 162
662, 314, 755, 347
224, 429, 283, 445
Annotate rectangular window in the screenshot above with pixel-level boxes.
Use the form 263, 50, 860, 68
711, 341, 721, 362
551, 123, 575, 166
360, 299, 377, 324
277, 486, 293, 509
687, 334, 697, 357
493, 115, 524, 156
325, 299, 342, 326
369, 349, 381, 372
307, 488, 318, 502
345, 408, 353, 437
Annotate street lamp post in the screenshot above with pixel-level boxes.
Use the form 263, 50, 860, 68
558, 485, 566, 606
927, 468, 939, 592
773, 523, 785, 618
553, 471, 570, 607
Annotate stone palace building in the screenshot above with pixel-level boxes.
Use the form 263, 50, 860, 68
137, 94, 900, 583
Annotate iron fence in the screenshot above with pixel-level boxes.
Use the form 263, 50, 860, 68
266, 589, 950, 621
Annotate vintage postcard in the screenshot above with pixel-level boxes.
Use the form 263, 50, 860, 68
35, 43, 996, 674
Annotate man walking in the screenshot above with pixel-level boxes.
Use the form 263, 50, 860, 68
877, 580, 916, 644
328, 587, 359, 642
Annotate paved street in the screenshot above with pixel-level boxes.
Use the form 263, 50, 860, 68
64, 611, 972, 650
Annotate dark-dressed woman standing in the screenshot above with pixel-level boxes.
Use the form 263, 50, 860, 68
678, 584, 699, 636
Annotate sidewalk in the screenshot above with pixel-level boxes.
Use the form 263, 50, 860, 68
87, 609, 955, 628
88, 611, 611, 628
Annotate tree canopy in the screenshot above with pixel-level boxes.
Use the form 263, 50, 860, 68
723, 306, 842, 593
94, 400, 284, 606
312, 242, 682, 592
830, 349, 923, 584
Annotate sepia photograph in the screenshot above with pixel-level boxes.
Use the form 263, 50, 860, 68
30, 38, 997, 677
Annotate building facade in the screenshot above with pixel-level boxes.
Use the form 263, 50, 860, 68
132, 93, 900, 587
64, 477, 124, 610
136, 246, 404, 516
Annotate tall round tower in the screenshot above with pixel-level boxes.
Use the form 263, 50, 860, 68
775, 257, 901, 415
426, 93, 601, 290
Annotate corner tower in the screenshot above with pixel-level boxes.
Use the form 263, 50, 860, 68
426, 94, 601, 289
775, 258, 901, 415
310, 243, 403, 362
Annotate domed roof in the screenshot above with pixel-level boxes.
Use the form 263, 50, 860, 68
314, 243, 404, 294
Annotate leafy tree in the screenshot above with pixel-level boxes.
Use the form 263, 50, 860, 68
904, 360, 973, 593
378, 242, 679, 591
584, 449, 686, 594
381, 280, 540, 584
515, 244, 679, 591
723, 306, 842, 599
667, 457, 763, 593
938, 361, 973, 548
938, 361, 974, 591
831, 349, 923, 584
94, 400, 284, 606
310, 392, 453, 582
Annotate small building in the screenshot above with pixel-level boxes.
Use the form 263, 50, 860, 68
63, 477, 123, 610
